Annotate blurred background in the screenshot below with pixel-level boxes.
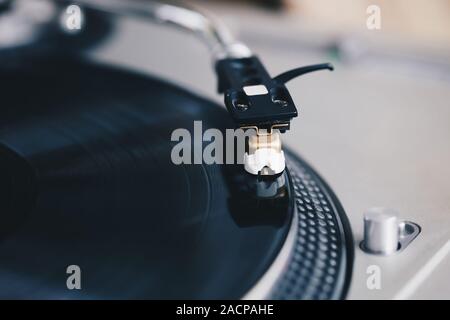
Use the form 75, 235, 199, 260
1, 0, 449, 299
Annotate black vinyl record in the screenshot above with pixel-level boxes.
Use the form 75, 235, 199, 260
0, 55, 353, 299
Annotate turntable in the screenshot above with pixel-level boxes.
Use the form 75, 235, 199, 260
0, 0, 435, 301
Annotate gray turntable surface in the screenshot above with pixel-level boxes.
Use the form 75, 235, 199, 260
89, 2, 450, 300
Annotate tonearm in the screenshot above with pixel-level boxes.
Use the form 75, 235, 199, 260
64, 0, 334, 175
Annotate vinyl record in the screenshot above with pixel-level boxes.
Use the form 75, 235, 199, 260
0, 55, 353, 299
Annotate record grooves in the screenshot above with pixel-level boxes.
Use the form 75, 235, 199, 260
0, 55, 353, 299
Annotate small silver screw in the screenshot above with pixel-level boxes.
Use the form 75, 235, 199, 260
273, 99, 288, 107
235, 102, 249, 111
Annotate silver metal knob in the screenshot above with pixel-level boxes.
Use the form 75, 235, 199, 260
363, 207, 399, 255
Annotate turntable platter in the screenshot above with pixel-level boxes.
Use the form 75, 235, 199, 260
0, 56, 353, 299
